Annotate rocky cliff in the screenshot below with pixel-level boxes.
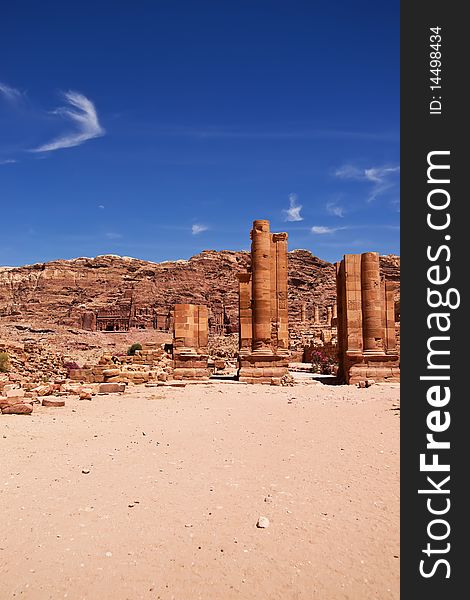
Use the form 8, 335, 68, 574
0, 250, 400, 328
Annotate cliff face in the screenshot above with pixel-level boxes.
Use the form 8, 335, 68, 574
0, 251, 400, 328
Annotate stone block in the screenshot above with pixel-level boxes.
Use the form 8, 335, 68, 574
98, 383, 126, 394
6, 388, 25, 398
33, 384, 55, 396
102, 368, 121, 377
2, 403, 33, 415
42, 398, 66, 407
0, 397, 20, 409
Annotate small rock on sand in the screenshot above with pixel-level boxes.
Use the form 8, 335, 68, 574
257, 516, 270, 528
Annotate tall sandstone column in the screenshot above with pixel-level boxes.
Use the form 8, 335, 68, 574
237, 273, 253, 353
197, 305, 209, 350
273, 232, 289, 351
361, 252, 384, 353
344, 254, 363, 352
332, 303, 337, 321
251, 220, 272, 352
237, 219, 290, 384
384, 281, 397, 353
335, 262, 345, 370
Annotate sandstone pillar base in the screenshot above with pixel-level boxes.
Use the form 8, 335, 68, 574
173, 352, 210, 380
340, 352, 400, 384
237, 353, 289, 385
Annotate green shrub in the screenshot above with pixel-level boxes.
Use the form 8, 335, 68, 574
127, 343, 142, 356
0, 352, 10, 373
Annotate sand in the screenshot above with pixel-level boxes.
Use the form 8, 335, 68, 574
1, 380, 399, 600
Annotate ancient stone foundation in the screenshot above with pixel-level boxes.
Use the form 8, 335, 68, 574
237, 220, 289, 384
336, 252, 399, 384
172, 304, 210, 380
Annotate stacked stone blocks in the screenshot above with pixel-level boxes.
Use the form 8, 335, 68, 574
336, 252, 399, 384
172, 304, 210, 380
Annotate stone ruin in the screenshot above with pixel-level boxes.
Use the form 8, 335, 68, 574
79, 303, 172, 333
237, 220, 290, 384
172, 304, 210, 380
96, 307, 131, 332
67, 342, 173, 385
1, 222, 401, 406
335, 252, 400, 384
208, 303, 233, 335
289, 300, 338, 362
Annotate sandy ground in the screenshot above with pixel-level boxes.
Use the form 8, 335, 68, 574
1, 380, 399, 600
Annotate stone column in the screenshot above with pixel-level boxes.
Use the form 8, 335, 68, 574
384, 281, 397, 353
326, 306, 333, 326
197, 305, 209, 350
173, 303, 210, 380
361, 252, 384, 353
237, 273, 252, 353
273, 232, 289, 351
332, 303, 337, 321
301, 302, 307, 323
251, 220, 272, 352
335, 262, 344, 361
313, 305, 320, 324
343, 254, 363, 352
173, 304, 197, 351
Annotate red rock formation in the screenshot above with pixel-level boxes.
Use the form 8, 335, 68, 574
0, 251, 400, 334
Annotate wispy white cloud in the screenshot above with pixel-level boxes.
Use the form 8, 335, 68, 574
30, 91, 105, 153
0, 159, 17, 165
0, 81, 23, 103
334, 164, 400, 202
326, 201, 344, 218
311, 223, 398, 235
283, 193, 303, 222
364, 166, 399, 182
192, 224, 208, 235
334, 165, 363, 180
98, 204, 105, 209
311, 225, 341, 234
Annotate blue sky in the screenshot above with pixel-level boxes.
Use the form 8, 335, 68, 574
0, 0, 399, 267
